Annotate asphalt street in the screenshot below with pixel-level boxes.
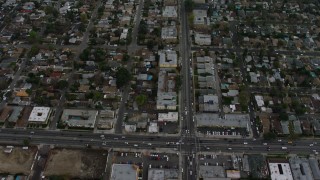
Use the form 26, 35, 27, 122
179, 0, 198, 179
115, 0, 145, 134
0, 129, 319, 155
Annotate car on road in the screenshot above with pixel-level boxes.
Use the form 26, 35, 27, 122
243, 142, 248, 145
134, 144, 138, 147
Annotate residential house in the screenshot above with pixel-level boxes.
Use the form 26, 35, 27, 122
0, 106, 13, 125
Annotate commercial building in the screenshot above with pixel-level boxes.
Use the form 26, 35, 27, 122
158, 112, 178, 122
195, 113, 250, 130
8, 106, 24, 125
148, 122, 159, 133
194, 33, 211, 45
268, 159, 293, 180
289, 157, 314, 180
110, 164, 138, 180
147, 169, 179, 180
61, 109, 98, 128
309, 158, 320, 180
199, 166, 228, 179
28, 107, 51, 125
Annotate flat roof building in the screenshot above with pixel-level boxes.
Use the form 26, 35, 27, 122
156, 70, 177, 110
269, 160, 293, 180
110, 164, 138, 180
147, 169, 179, 180
162, 6, 177, 18
8, 106, 24, 124
309, 158, 320, 180
158, 50, 177, 68
158, 112, 178, 122
199, 166, 227, 179
196, 113, 250, 130
198, 95, 219, 112
61, 109, 98, 128
161, 26, 177, 42
28, 107, 51, 124
289, 157, 314, 180
195, 33, 211, 45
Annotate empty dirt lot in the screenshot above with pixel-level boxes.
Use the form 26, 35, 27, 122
0, 146, 37, 174
44, 148, 108, 179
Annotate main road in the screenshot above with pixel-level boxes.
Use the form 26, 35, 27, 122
0, 128, 318, 155
179, 0, 201, 179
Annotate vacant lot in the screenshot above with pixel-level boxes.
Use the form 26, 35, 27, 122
44, 148, 108, 179
0, 146, 37, 174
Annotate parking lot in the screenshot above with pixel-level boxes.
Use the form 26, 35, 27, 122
198, 153, 234, 169
112, 151, 179, 179
198, 127, 249, 137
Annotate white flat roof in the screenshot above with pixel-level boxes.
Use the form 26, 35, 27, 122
28, 107, 51, 122
158, 112, 178, 122
269, 163, 293, 180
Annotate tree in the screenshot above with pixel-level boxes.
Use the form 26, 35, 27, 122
44, 6, 59, 17
66, 93, 77, 101
279, 112, 288, 121
80, 13, 88, 23
135, 94, 147, 106
23, 139, 30, 146
138, 20, 148, 35
239, 86, 250, 111
28, 30, 40, 44
115, 67, 131, 88
147, 40, 155, 50
56, 80, 68, 90
185, 0, 194, 12
263, 132, 277, 140
122, 54, 130, 62
94, 48, 106, 62
79, 48, 90, 60
27, 45, 40, 58
93, 91, 103, 101
26, 89, 32, 95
